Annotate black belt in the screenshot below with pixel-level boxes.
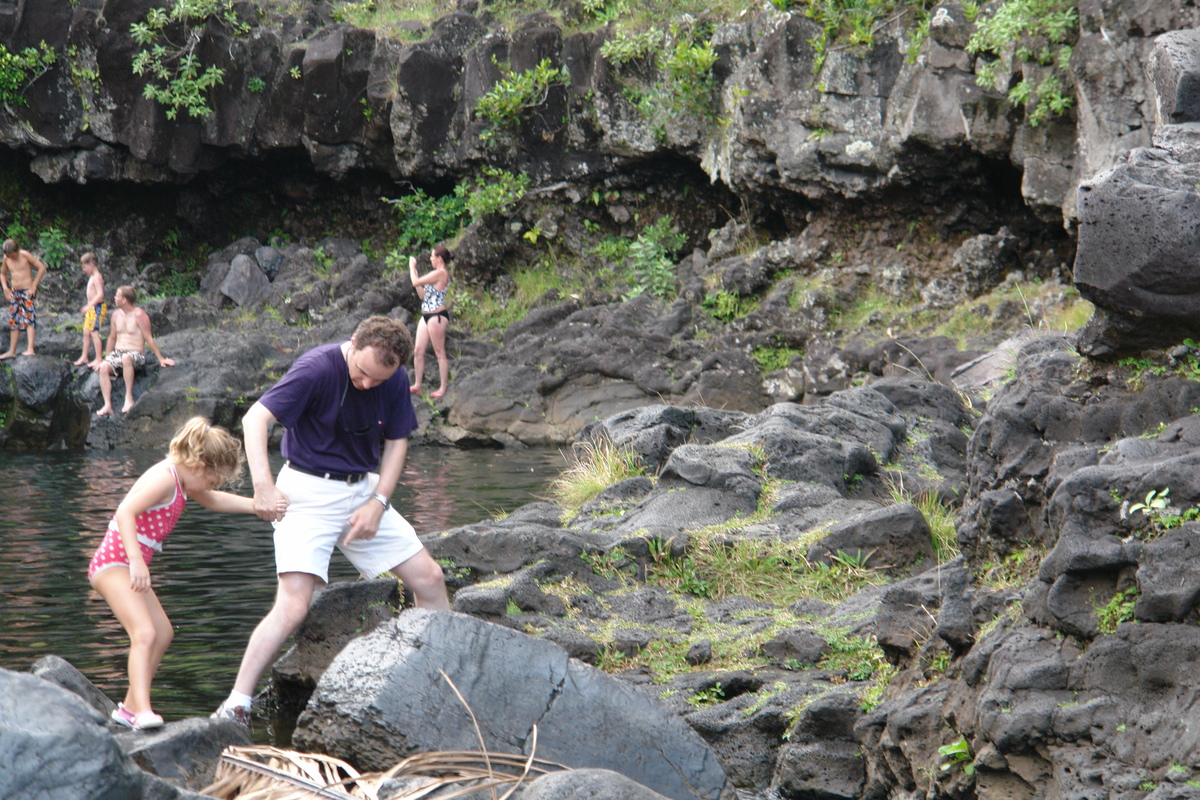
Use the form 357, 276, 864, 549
285, 461, 368, 484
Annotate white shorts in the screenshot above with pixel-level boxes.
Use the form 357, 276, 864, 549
273, 464, 424, 582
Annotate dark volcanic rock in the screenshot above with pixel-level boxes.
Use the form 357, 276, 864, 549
293, 610, 731, 800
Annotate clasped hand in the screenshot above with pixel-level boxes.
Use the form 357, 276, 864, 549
253, 486, 290, 522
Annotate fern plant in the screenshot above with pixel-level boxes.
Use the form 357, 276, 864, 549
625, 215, 686, 300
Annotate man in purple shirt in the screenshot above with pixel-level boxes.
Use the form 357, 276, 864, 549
213, 316, 449, 726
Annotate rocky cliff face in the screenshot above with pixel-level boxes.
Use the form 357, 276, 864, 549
0, 0, 1189, 226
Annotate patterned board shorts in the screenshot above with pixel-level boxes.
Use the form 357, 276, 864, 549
8, 289, 34, 331
104, 350, 147, 375
83, 303, 107, 332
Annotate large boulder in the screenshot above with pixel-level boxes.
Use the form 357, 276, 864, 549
1073, 147, 1200, 355
293, 609, 732, 800
0, 668, 209, 800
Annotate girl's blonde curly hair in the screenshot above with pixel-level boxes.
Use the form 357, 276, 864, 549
168, 417, 244, 486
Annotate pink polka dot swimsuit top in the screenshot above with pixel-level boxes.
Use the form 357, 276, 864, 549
107, 465, 188, 553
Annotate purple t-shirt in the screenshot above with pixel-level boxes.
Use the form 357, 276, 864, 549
259, 343, 418, 474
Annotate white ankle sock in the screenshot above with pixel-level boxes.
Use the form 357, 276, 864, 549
226, 690, 252, 708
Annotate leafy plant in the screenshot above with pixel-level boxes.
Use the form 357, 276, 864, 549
967, 0, 1078, 127
154, 270, 200, 298
687, 682, 726, 708
752, 344, 802, 374
36, 226, 70, 270
1096, 587, 1137, 634
648, 538, 714, 598
858, 662, 898, 710
1129, 488, 1170, 516
609, 23, 720, 136
475, 58, 568, 142
131, 0, 249, 119
456, 167, 530, 221
938, 737, 975, 775
702, 290, 755, 321
600, 28, 664, 66
247, 76, 265, 93
382, 188, 469, 257
0, 41, 56, 109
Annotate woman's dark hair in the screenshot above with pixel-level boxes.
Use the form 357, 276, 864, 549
433, 245, 454, 264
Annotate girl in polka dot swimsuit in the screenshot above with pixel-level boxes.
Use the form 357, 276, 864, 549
88, 417, 285, 731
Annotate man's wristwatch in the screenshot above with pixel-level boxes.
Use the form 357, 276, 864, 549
372, 493, 391, 511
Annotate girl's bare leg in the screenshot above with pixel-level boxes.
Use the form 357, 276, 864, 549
411, 318, 430, 392
92, 568, 174, 713
428, 315, 450, 398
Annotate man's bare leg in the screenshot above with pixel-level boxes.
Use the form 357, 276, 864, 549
0, 329, 17, 359
389, 550, 449, 609
22, 325, 34, 356
96, 363, 114, 416
230, 572, 318, 698
121, 354, 136, 413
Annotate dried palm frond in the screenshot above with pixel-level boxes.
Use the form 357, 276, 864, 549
203, 745, 373, 800
203, 743, 569, 800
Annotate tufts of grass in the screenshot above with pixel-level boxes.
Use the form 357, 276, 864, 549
644, 533, 886, 606
551, 438, 645, 509
455, 260, 580, 335
978, 545, 1042, 588
885, 477, 959, 563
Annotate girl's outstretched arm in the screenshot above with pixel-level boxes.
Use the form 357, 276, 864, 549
114, 462, 177, 592
192, 489, 286, 516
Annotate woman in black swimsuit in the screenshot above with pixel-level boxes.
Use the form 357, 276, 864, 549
409, 245, 452, 399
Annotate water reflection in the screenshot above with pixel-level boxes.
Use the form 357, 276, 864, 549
0, 446, 564, 726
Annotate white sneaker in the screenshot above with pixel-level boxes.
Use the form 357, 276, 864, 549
211, 699, 251, 729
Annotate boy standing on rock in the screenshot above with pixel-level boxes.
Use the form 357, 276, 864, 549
0, 238, 47, 359
75, 252, 106, 367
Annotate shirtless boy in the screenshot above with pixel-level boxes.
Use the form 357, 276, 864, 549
93, 286, 175, 416
0, 238, 47, 359
75, 253, 106, 367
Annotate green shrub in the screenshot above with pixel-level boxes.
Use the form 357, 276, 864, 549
382, 188, 469, 258
967, 0, 1078, 126
600, 22, 719, 136
599, 29, 664, 66
155, 270, 200, 298
703, 290, 758, 321
475, 58, 569, 142
752, 344, 802, 374
456, 167, 530, 221
37, 226, 70, 270
0, 41, 56, 108
1096, 587, 1137, 634
131, 0, 249, 119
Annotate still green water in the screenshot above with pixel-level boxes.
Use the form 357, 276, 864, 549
0, 445, 564, 726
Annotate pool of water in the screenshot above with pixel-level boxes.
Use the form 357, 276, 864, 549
0, 445, 565, 726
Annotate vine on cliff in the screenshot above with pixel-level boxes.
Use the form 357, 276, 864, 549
130, 0, 250, 120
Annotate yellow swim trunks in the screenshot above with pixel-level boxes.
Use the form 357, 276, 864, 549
83, 302, 107, 332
